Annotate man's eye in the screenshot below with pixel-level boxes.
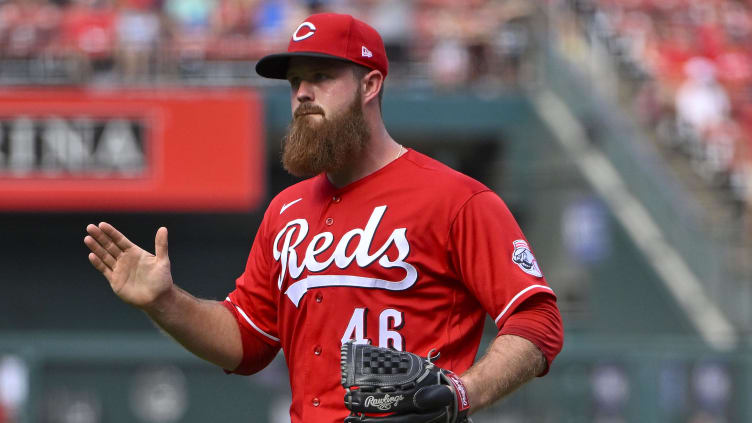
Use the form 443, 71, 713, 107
314, 73, 328, 82
289, 78, 300, 88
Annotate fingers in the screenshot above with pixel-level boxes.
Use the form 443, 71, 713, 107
154, 227, 169, 261
97, 222, 135, 251
83, 235, 117, 270
84, 223, 168, 268
86, 223, 126, 259
87, 251, 112, 280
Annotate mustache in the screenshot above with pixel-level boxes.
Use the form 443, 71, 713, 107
294, 103, 325, 118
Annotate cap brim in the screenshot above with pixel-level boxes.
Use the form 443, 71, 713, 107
255, 52, 356, 79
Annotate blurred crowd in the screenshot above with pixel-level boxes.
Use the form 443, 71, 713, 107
577, 0, 752, 212
0, 0, 538, 88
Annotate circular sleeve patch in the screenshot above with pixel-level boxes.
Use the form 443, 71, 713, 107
512, 240, 543, 277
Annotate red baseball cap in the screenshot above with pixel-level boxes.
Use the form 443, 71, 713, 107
255, 13, 389, 80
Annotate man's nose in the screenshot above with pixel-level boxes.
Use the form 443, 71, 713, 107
295, 80, 314, 103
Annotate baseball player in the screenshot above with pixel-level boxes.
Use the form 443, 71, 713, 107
84, 13, 563, 423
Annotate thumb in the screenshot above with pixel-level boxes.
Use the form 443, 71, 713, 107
414, 385, 453, 410
155, 227, 169, 261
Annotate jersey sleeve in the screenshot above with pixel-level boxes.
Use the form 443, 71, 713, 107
225, 212, 281, 347
499, 293, 564, 375
448, 191, 556, 329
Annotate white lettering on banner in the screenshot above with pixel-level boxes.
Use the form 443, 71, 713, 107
0, 117, 145, 176
273, 206, 417, 306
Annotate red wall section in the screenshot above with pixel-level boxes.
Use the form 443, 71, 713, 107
0, 88, 266, 211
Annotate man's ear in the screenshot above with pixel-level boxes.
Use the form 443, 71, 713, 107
361, 69, 383, 106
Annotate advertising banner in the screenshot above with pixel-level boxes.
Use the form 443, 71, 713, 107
0, 88, 265, 211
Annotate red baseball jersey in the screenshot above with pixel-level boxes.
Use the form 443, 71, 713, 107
225, 149, 555, 422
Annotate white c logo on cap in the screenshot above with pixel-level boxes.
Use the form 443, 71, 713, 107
292, 22, 316, 41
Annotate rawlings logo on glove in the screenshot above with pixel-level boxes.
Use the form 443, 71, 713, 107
364, 394, 405, 410
340, 341, 471, 423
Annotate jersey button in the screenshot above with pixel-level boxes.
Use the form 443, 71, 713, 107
314, 345, 322, 355
332, 196, 341, 203
315, 293, 323, 303
325, 217, 334, 226
312, 397, 320, 407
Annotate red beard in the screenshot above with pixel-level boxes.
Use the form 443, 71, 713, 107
281, 91, 369, 178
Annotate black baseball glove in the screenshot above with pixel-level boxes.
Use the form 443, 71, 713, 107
340, 341, 471, 423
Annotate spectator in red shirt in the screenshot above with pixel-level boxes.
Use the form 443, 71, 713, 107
61, 0, 117, 80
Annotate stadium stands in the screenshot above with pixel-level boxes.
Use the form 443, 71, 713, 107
4, 2, 752, 422
568, 0, 752, 227
0, 0, 537, 87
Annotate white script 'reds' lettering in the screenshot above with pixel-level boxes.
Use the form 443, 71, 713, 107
272, 205, 418, 306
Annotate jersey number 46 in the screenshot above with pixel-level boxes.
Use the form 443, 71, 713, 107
341, 308, 405, 351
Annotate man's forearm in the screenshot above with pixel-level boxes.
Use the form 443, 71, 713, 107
143, 285, 243, 370
460, 334, 546, 413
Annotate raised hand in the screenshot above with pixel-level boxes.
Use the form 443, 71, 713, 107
84, 222, 174, 310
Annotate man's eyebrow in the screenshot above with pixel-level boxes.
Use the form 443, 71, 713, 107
285, 70, 300, 80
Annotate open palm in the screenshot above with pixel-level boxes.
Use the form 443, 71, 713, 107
84, 222, 173, 309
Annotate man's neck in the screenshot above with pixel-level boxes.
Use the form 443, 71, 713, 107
326, 127, 400, 188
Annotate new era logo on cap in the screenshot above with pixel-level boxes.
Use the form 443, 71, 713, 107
255, 13, 389, 79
